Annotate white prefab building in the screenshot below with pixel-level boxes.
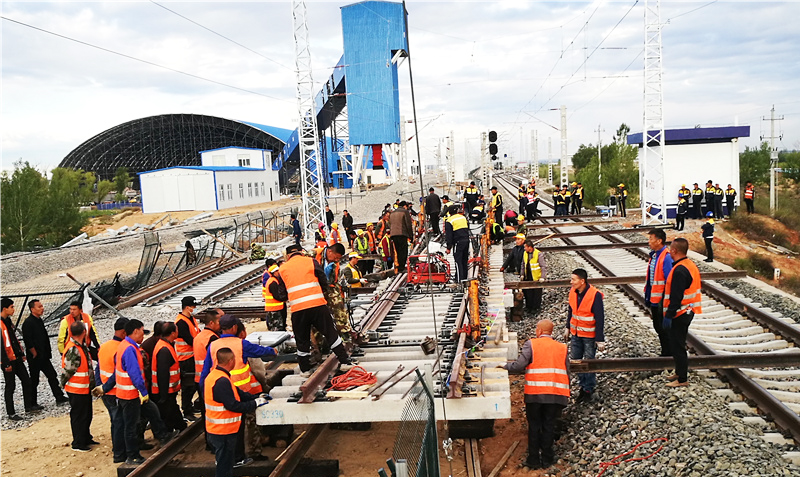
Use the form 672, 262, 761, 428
139, 148, 280, 214
627, 126, 750, 218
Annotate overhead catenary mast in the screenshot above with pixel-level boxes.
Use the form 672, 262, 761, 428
641, 0, 667, 224
291, 0, 326, 237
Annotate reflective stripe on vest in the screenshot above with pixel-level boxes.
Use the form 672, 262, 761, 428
569, 285, 601, 339
98, 339, 121, 396
64, 314, 92, 346
204, 369, 242, 435
151, 339, 181, 394
521, 249, 542, 281
345, 264, 362, 288
744, 187, 754, 199
263, 276, 284, 312
1, 320, 16, 362
663, 259, 703, 317
62, 340, 91, 395
209, 337, 260, 394
523, 338, 569, 397
174, 314, 199, 361
193, 329, 217, 383
647, 248, 669, 304
282, 256, 327, 311
115, 340, 144, 400
447, 214, 468, 231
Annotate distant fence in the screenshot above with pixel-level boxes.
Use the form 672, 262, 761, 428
97, 202, 142, 210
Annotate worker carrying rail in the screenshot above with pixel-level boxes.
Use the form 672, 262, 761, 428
500, 319, 569, 470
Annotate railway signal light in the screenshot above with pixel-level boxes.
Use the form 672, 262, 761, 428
489, 130, 498, 160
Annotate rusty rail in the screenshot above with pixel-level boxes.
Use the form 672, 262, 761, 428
505, 271, 747, 289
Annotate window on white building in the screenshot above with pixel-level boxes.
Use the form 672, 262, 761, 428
212, 155, 226, 166
248, 183, 253, 197
260, 182, 265, 196
239, 183, 244, 199
218, 184, 225, 202
254, 183, 259, 197
227, 184, 233, 200
237, 154, 251, 167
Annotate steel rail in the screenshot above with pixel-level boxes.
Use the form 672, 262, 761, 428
505, 271, 747, 289
569, 352, 800, 373
204, 270, 264, 304
117, 420, 204, 477
116, 258, 230, 309
141, 258, 249, 306
496, 173, 800, 443
465, 438, 482, 477
446, 261, 480, 399
269, 424, 327, 477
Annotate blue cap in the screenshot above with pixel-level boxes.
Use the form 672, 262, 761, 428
706, 211, 714, 217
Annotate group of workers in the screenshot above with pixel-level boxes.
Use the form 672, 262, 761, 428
676, 180, 750, 221
553, 182, 586, 217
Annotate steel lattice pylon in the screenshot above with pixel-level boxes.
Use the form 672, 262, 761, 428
292, 0, 326, 237
641, 0, 667, 224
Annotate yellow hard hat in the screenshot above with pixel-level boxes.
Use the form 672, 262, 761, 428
514, 233, 526, 240
356, 229, 364, 235
618, 183, 625, 187
571, 182, 577, 186
366, 222, 374, 227
348, 252, 362, 259
681, 184, 686, 188
517, 215, 525, 221
331, 222, 338, 228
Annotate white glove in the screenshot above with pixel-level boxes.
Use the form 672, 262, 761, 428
360, 279, 368, 285
255, 397, 269, 407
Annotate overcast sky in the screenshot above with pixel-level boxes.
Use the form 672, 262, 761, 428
2, 0, 799, 174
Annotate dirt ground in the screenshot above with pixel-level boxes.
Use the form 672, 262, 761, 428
82, 197, 298, 238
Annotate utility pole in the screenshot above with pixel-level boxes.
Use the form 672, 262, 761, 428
762, 105, 784, 214
595, 124, 605, 185
448, 131, 455, 185
480, 132, 490, 191
291, 0, 325, 238
399, 115, 408, 186
531, 130, 539, 181
641, 0, 667, 225
560, 105, 568, 188
547, 137, 553, 185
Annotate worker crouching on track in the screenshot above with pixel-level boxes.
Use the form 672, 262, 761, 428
501, 319, 569, 470
565, 269, 605, 402
445, 205, 471, 283
662, 238, 703, 388
275, 244, 354, 375
204, 347, 270, 477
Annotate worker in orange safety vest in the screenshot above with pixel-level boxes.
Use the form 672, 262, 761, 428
175, 296, 201, 420
644, 228, 673, 358
500, 319, 568, 470
565, 268, 605, 403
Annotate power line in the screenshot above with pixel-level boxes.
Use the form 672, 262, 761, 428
1, 15, 292, 103
149, 1, 293, 71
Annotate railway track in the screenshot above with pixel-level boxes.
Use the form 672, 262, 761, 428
494, 173, 800, 444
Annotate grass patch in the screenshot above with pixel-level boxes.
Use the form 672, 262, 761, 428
80, 209, 118, 219
733, 252, 775, 279
781, 275, 800, 296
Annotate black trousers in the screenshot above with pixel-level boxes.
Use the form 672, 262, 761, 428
208, 429, 245, 477
155, 392, 187, 432
526, 203, 539, 220
726, 199, 735, 216
669, 312, 694, 383
29, 355, 66, 403
427, 213, 440, 235
493, 206, 503, 226
692, 199, 703, 219
178, 359, 196, 414
102, 394, 126, 461
619, 197, 627, 217
3, 359, 34, 415
519, 197, 528, 216
292, 305, 348, 371
358, 260, 375, 277
572, 198, 582, 215
522, 288, 542, 310
675, 214, 685, 231
120, 397, 170, 459
714, 199, 723, 219
744, 198, 754, 214
67, 392, 92, 448
453, 239, 470, 282
391, 235, 409, 272
649, 304, 671, 357
704, 237, 714, 261
525, 402, 564, 466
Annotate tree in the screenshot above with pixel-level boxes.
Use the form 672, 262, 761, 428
739, 142, 771, 184
96, 179, 115, 203
45, 168, 88, 246
571, 144, 596, 170
779, 150, 800, 184
0, 161, 48, 252
114, 167, 131, 201
572, 123, 640, 207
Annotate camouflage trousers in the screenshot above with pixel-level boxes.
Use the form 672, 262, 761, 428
244, 412, 263, 457
325, 285, 353, 345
